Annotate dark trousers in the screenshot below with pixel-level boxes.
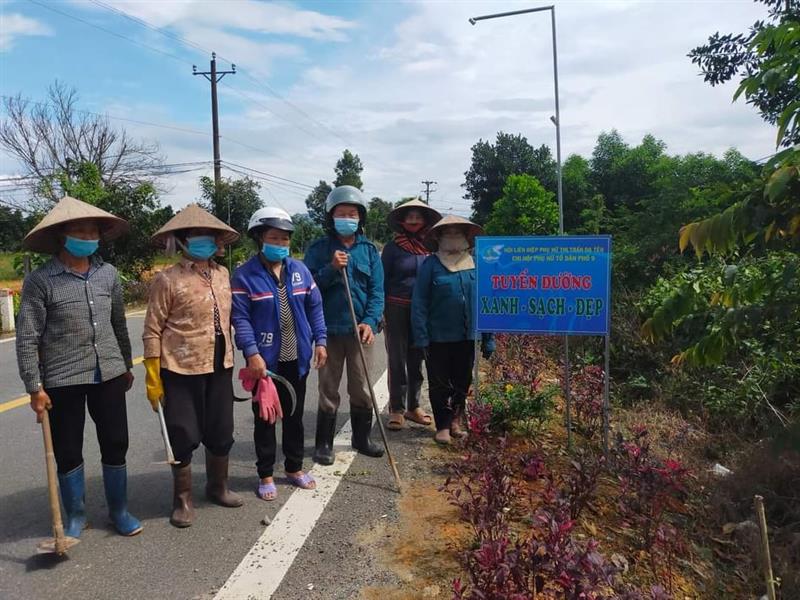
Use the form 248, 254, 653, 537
384, 303, 424, 413
161, 336, 234, 466
252, 360, 307, 478
426, 340, 475, 432
46, 374, 129, 474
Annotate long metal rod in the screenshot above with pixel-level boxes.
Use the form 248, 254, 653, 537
470, 5, 571, 449
340, 268, 402, 491
473, 337, 481, 404
469, 5, 554, 23
156, 402, 179, 465
603, 334, 611, 456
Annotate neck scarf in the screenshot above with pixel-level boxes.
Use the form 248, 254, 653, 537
436, 232, 474, 272
394, 231, 429, 255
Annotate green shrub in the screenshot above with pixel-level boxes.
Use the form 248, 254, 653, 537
482, 382, 557, 436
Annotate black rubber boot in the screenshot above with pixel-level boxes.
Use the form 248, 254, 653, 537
351, 410, 384, 458
313, 411, 337, 466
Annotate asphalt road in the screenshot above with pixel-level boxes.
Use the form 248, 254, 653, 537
0, 314, 395, 600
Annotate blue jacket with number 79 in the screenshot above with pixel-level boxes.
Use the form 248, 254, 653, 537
231, 256, 327, 377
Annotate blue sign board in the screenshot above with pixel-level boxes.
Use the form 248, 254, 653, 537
475, 236, 611, 335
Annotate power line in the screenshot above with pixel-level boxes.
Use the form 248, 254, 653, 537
221, 161, 315, 190
82, 0, 352, 148
27, 0, 188, 65
0, 94, 212, 137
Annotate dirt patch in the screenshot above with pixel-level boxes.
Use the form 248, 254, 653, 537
359, 445, 468, 600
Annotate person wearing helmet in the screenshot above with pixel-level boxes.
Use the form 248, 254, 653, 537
231, 207, 327, 501
303, 185, 385, 465
382, 199, 441, 431
143, 204, 243, 528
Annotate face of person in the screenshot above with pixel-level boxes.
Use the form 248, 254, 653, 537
401, 209, 425, 231
260, 228, 291, 247
62, 220, 100, 241
332, 204, 360, 220
185, 227, 219, 242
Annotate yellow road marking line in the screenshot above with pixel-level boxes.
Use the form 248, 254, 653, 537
0, 356, 144, 415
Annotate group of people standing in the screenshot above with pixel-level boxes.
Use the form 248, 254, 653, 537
15, 184, 492, 540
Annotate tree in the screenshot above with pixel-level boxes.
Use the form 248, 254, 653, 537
55, 161, 172, 279
305, 180, 332, 228
0, 206, 34, 252
484, 174, 559, 236
291, 213, 323, 255
689, 0, 799, 147
643, 0, 800, 369
199, 175, 263, 237
463, 132, 556, 224
0, 81, 162, 207
199, 175, 263, 262
334, 149, 364, 190
365, 197, 394, 244
562, 154, 594, 231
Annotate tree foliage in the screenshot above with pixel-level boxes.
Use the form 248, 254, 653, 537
305, 180, 332, 229
199, 175, 263, 264
46, 161, 173, 279
334, 149, 364, 190
485, 174, 558, 236
290, 212, 323, 255
365, 197, 394, 244
463, 132, 556, 224
689, 0, 799, 147
643, 0, 800, 379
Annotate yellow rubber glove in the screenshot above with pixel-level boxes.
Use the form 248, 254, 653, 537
144, 357, 164, 412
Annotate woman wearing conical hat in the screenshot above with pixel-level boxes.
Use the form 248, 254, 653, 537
382, 199, 441, 431
142, 204, 243, 528
15, 195, 142, 539
411, 215, 495, 445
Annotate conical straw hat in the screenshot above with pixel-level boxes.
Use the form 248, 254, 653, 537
23, 195, 129, 255
151, 204, 239, 247
424, 214, 483, 250
387, 199, 442, 233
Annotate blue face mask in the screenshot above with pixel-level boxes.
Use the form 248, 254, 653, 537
64, 236, 99, 257
262, 243, 290, 262
334, 218, 359, 236
186, 236, 218, 260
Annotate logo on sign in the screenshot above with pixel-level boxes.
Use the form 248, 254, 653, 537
482, 244, 504, 264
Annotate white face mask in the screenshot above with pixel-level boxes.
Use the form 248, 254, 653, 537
438, 233, 469, 253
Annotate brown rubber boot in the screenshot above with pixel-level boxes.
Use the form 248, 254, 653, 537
170, 464, 194, 528
205, 452, 243, 508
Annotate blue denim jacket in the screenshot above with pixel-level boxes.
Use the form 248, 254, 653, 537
411, 255, 495, 351
304, 234, 385, 336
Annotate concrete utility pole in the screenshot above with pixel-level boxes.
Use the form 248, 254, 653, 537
193, 52, 236, 199
421, 180, 437, 205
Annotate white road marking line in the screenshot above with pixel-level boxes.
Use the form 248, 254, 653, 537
0, 309, 146, 343
215, 370, 390, 600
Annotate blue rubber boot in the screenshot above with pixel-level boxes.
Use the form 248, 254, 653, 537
57, 463, 87, 538
101, 464, 142, 536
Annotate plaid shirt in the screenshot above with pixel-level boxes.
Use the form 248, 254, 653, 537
16, 257, 133, 393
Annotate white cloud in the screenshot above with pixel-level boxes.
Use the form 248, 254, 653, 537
0, 12, 52, 51
77, 0, 355, 42
5, 1, 777, 219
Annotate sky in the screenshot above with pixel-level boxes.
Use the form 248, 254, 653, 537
0, 0, 778, 217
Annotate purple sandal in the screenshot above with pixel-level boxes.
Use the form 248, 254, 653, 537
256, 481, 277, 501
286, 472, 316, 490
